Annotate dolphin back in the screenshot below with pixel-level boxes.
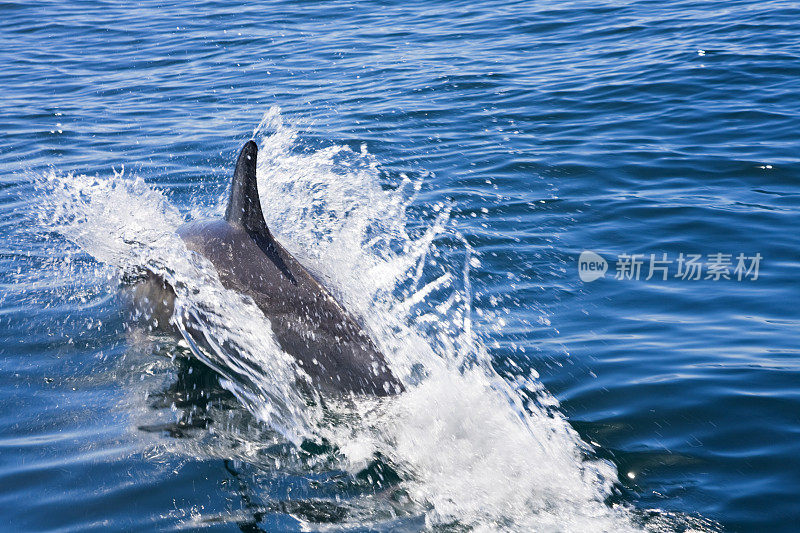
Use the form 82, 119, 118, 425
175, 141, 403, 397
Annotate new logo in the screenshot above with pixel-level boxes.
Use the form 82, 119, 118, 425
578, 251, 607, 282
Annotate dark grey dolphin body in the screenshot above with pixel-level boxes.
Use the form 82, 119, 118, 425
169, 141, 402, 397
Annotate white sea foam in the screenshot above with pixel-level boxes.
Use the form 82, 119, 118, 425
37, 164, 319, 444
37, 107, 645, 531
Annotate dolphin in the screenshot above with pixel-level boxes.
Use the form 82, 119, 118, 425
141, 141, 403, 397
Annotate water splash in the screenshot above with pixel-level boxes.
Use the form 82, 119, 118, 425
35, 107, 646, 531
36, 165, 320, 444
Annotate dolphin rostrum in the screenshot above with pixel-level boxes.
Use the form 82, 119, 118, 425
154, 141, 403, 397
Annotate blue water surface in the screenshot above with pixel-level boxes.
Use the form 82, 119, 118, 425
1, 1, 799, 531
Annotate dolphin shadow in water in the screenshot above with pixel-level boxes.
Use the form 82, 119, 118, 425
135, 352, 405, 531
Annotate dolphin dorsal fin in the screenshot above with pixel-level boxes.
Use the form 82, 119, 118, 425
225, 140, 269, 235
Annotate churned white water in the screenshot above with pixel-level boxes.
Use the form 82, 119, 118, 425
37, 108, 643, 532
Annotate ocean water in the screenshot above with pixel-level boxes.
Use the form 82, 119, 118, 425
1, 1, 799, 531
